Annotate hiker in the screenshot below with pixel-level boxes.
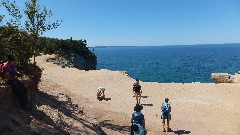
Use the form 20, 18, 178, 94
2, 54, 29, 110
130, 104, 146, 135
133, 79, 142, 104
161, 98, 171, 132
97, 87, 105, 101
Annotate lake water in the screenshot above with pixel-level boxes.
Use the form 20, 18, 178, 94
93, 44, 240, 83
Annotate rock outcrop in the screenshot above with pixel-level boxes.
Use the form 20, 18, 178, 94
46, 52, 97, 70
50, 50, 97, 70
71, 51, 97, 70
211, 73, 235, 83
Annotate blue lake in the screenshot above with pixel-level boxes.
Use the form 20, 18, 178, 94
93, 44, 240, 83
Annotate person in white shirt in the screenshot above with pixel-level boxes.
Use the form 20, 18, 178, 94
97, 87, 105, 101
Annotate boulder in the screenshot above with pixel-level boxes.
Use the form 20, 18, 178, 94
211, 73, 234, 83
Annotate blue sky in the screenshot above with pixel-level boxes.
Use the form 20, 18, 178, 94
1, 0, 240, 46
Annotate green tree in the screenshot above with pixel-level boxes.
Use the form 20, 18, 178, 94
1, 0, 31, 66
0, 26, 32, 72
24, 0, 62, 64
2, 0, 62, 64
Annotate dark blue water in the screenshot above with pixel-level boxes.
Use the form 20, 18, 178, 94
93, 44, 240, 83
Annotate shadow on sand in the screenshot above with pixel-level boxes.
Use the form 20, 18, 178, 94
133, 95, 149, 98
173, 130, 191, 135
99, 120, 129, 134
0, 90, 107, 134
103, 98, 111, 101
140, 103, 153, 106
30, 90, 106, 134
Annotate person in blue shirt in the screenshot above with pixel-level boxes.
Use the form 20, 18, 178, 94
161, 98, 171, 132
131, 104, 146, 135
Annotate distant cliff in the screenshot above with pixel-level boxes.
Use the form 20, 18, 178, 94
38, 37, 97, 70
64, 50, 97, 70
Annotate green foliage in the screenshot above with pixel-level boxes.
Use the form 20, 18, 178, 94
24, 0, 62, 64
2, 0, 22, 27
24, 0, 62, 35
0, 26, 33, 73
2, 0, 62, 64
38, 37, 97, 60
0, 15, 4, 23
0, 0, 96, 73
0, 0, 62, 74
0, 4, 4, 23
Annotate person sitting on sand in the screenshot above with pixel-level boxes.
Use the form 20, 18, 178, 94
131, 104, 146, 135
161, 98, 171, 132
97, 87, 105, 101
2, 54, 29, 110
133, 79, 142, 104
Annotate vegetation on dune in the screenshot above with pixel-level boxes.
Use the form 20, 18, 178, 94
37, 37, 97, 63
0, 0, 96, 81
0, 1, 99, 133
2, 0, 62, 64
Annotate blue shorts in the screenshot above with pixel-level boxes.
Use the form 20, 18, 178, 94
161, 112, 171, 120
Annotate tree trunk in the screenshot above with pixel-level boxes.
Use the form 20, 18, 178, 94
33, 34, 38, 65
33, 49, 36, 64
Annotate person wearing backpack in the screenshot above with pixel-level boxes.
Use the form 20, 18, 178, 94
130, 104, 146, 135
161, 98, 171, 132
133, 79, 142, 104
2, 54, 29, 110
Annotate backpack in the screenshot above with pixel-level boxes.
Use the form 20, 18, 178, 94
132, 115, 142, 132
131, 124, 139, 131
131, 113, 144, 131
162, 102, 170, 116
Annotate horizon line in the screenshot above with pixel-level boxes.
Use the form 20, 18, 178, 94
91, 43, 240, 48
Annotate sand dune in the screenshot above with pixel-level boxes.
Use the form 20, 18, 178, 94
36, 55, 240, 135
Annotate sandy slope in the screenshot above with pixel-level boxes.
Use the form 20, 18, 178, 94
36, 55, 240, 135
